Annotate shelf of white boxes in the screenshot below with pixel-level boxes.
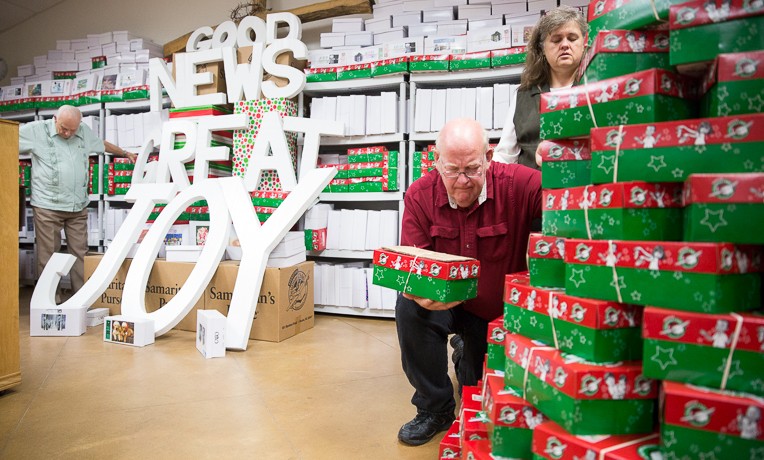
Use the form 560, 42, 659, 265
299, 75, 407, 318
408, 65, 523, 186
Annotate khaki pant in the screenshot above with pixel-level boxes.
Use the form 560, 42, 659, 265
33, 206, 89, 293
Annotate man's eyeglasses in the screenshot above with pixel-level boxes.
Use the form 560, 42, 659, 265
439, 164, 485, 179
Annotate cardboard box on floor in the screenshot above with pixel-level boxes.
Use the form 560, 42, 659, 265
205, 260, 314, 342
84, 255, 204, 331
84, 255, 314, 342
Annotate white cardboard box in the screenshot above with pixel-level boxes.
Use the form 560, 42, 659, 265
423, 7, 455, 22
374, 27, 409, 46
493, 1, 528, 15
332, 17, 365, 32
476, 86, 494, 130
374, 0, 404, 17
365, 17, 392, 33
467, 25, 513, 52
393, 11, 423, 28
165, 245, 204, 263
493, 83, 511, 129
403, 0, 435, 10
197, 310, 227, 359
414, 88, 432, 132
384, 37, 424, 58
320, 32, 346, 48
425, 35, 468, 55
408, 23, 438, 37
30, 308, 87, 336
436, 20, 469, 36
434, 0, 467, 5
87, 308, 110, 327
458, 4, 492, 19
431, 89, 447, 132
469, 17, 504, 31
104, 316, 154, 347
345, 31, 374, 47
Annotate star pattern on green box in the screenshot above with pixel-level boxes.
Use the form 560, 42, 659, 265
569, 268, 587, 288
700, 209, 729, 232
651, 345, 678, 370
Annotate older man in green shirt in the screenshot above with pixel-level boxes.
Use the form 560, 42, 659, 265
19, 105, 136, 294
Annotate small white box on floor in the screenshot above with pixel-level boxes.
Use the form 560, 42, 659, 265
104, 316, 154, 347
196, 310, 226, 359
87, 308, 110, 327
30, 308, 87, 337
165, 245, 204, 263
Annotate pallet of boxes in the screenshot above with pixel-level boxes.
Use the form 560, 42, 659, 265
426, 0, 764, 458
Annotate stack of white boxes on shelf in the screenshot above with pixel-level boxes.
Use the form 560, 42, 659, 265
310, 93, 398, 136
267, 232, 307, 268
314, 262, 399, 311
104, 109, 169, 150
1, 31, 163, 103
325, 208, 399, 252
414, 82, 511, 132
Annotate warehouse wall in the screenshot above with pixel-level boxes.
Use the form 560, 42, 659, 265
0, 0, 349, 86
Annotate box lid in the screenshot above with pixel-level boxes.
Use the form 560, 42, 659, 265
483, 374, 543, 428
504, 273, 643, 329
683, 173, 764, 204
504, 333, 657, 400
590, 113, 764, 151
538, 138, 592, 162
662, 380, 764, 439
701, 50, 764, 93
543, 181, 683, 210
564, 238, 763, 274
670, 0, 762, 30
529, 234, 566, 260
540, 69, 693, 114
532, 421, 660, 460
642, 306, 764, 352
374, 246, 480, 279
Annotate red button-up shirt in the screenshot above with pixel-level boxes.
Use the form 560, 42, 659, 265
401, 162, 542, 320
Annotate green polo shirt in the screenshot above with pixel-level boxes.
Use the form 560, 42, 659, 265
19, 119, 105, 212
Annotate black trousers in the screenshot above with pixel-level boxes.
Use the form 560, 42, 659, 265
395, 294, 489, 415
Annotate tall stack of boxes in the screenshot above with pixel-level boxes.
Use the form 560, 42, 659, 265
438, 1, 763, 458
0, 31, 162, 112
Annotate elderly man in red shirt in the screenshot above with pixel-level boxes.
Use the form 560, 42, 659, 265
396, 118, 542, 446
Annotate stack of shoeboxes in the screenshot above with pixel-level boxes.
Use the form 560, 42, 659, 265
317, 146, 399, 193
305, 0, 550, 84
440, 1, 764, 458
0, 31, 162, 112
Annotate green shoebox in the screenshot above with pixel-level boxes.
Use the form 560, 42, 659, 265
336, 63, 372, 80
346, 161, 386, 179
250, 190, 289, 208
669, 2, 764, 67
122, 87, 149, 101
563, 238, 763, 313
538, 139, 592, 190
701, 50, 764, 118
539, 69, 696, 140
449, 51, 491, 71
589, 113, 764, 184
532, 421, 661, 460
503, 273, 643, 363
528, 234, 566, 289
490, 48, 526, 68
642, 307, 764, 396
372, 246, 479, 302
486, 317, 507, 372
578, 30, 672, 84
305, 67, 337, 83
683, 173, 764, 244
483, 374, 542, 460
408, 54, 450, 72
661, 381, 764, 459
586, 0, 686, 46
503, 333, 657, 435
542, 182, 684, 241
370, 57, 408, 77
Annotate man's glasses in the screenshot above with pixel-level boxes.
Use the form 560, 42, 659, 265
439, 163, 485, 179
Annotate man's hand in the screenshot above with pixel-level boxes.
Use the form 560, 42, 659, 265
403, 293, 463, 311
535, 144, 543, 167
124, 151, 138, 163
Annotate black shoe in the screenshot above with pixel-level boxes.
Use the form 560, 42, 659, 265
398, 412, 455, 446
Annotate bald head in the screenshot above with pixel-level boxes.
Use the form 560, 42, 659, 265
54, 105, 82, 139
433, 119, 493, 209
435, 119, 489, 161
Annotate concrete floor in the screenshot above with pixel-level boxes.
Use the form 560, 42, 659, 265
1, 288, 457, 459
